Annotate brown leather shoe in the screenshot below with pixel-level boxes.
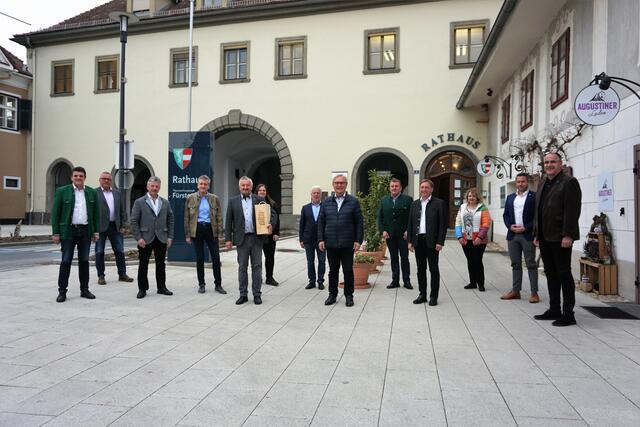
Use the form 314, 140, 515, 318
119, 275, 134, 283
529, 294, 540, 303
98, 276, 106, 285
500, 291, 521, 300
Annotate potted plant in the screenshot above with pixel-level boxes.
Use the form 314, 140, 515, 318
353, 252, 375, 288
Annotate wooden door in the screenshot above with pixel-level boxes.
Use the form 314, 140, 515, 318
448, 174, 475, 228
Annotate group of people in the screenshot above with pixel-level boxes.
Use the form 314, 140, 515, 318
52, 151, 581, 326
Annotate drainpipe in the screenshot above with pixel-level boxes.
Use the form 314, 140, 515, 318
26, 37, 37, 224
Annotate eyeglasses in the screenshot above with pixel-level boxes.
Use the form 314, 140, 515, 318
333, 181, 347, 185
100, 177, 112, 180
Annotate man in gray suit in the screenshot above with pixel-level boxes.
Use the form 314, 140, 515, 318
225, 176, 276, 305
95, 171, 133, 285
130, 176, 175, 299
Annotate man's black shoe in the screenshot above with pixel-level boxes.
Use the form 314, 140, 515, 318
464, 283, 477, 289
403, 283, 414, 290
236, 296, 248, 305
552, 316, 577, 327
265, 277, 279, 286
305, 282, 316, 289
478, 285, 486, 292
80, 290, 96, 299
198, 285, 206, 294
345, 295, 354, 307
428, 298, 438, 306
534, 309, 562, 320
119, 275, 134, 283
387, 282, 400, 289
137, 290, 146, 299
157, 288, 173, 296
56, 293, 66, 303
324, 295, 337, 305
215, 286, 227, 294
318, 283, 325, 290
413, 295, 427, 304
254, 295, 262, 305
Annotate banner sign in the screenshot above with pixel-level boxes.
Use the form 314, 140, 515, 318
597, 172, 614, 212
574, 85, 620, 125
168, 132, 213, 262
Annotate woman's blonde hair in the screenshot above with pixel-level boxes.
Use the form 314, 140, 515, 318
465, 187, 482, 203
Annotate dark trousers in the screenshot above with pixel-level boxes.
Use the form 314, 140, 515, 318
539, 240, 575, 315
462, 242, 486, 287
262, 239, 276, 279
414, 235, 440, 299
137, 238, 167, 291
194, 222, 221, 286
304, 243, 326, 284
95, 221, 126, 278
386, 236, 411, 285
58, 225, 91, 293
327, 247, 354, 297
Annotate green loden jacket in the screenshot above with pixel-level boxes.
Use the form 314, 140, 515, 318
377, 193, 413, 238
51, 184, 100, 240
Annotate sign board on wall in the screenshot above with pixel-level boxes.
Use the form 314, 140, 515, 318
597, 172, 614, 212
574, 85, 620, 125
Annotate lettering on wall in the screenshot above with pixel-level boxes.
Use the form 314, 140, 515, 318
421, 133, 481, 151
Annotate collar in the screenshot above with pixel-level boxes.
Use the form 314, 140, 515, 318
101, 187, 112, 193
311, 201, 321, 206
391, 193, 401, 200
73, 184, 84, 191
242, 194, 251, 200
421, 196, 431, 202
334, 193, 346, 199
147, 192, 159, 201
516, 190, 529, 197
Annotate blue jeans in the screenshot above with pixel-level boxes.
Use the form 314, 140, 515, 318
304, 243, 326, 284
58, 225, 91, 293
193, 222, 221, 286
95, 222, 126, 278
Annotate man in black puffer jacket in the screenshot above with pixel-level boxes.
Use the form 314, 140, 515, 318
318, 174, 364, 307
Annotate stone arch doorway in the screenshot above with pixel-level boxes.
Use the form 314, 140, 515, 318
46, 158, 73, 213
199, 109, 293, 228
352, 148, 414, 197
129, 157, 154, 209
422, 149, 477, 228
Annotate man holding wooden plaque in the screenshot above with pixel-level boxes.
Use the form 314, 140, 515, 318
225, 176, 277, 305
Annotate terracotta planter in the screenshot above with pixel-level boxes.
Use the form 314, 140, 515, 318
338, 262, 372, 289
359, 251, 381, 272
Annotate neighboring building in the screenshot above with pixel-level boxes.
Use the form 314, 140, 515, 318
458, 0, 639, 302
0, 46, 32, 223
12, 0, 502, 228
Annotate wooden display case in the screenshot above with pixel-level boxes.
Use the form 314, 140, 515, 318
579, 258, 618, 295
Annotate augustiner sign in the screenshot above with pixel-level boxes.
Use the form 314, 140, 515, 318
422, 132, 481, 151
574, 85, 620, 125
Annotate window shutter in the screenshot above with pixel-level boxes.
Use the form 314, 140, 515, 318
19, 99, 32, 131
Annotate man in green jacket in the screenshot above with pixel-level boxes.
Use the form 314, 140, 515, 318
51, 166, 100, 303
377, 177, 413, 289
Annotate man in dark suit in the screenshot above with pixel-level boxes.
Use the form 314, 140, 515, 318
501, 172, 538, 303
225, 176, 276, 305
406, 179, 447, 306
95, 171, 133, 285
533, 152, 581, 326
318, 174, 364, 307
130, 176, 175, 299
377, 177, 413, 290
299, 186, 326, 290
51, 166, 100, 303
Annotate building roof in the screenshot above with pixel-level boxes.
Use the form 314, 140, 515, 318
0, 45, 32, 76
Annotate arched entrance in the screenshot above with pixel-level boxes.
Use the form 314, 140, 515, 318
423, 150, 476, 228
46, 159, 73, 212
352, 148, 413, 197
130, 157, 153, 210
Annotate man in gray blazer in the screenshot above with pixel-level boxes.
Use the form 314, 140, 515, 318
225, 176, 276, 305
130, 176, 174, 299
95, 171, 133, 285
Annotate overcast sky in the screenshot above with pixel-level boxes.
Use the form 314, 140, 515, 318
1, 0, 108, 62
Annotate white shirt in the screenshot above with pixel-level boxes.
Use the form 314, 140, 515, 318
102, 188, 115, 221
241, 195, 255, 233
148, 193, 161, 216
513, 191, 528, 226
335, 194, 345, 211
72, 185, 88, 225
419, 196, 431, 234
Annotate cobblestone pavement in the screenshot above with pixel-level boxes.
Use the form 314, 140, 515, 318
1, 238, 639, 426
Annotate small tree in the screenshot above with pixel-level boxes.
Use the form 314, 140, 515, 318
356, 170, 391, 252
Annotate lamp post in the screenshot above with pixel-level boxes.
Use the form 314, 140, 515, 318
108, 11, 138, 192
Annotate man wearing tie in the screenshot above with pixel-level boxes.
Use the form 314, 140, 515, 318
130, 176, 175, 299
225, 176, 276, 305
95, 171, 134, 285
299, 186, 326, 290
406, 179, 447, 306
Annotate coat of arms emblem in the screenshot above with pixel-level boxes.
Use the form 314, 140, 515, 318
173, 148, 193, 170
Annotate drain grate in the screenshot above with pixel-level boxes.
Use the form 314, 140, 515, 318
582, 306, 639, 320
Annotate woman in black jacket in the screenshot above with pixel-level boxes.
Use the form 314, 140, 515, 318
256, 184, 280, 285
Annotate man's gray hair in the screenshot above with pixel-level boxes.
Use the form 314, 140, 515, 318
198, 175, 211, 183
148, 176, 161, 184
332, 174, 348, 183
311, 185, 322, 192
238, 176, 253, 187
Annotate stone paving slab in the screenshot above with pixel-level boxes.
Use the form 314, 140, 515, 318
1, 238, 640, 426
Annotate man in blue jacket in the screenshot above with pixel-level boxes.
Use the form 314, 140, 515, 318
299, 186, 326, 290
318, 174, 364, 307
501, 172, 539, 303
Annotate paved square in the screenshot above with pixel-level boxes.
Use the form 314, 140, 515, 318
1, 238, 639, 426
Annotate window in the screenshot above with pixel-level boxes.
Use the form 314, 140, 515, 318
95, 55, 119, 93
500, 95, 510, 144
364, 28, 399, 74
550, 28, 570, 108
500, 185, 506, 208
275, 36, 307, 79
51, 60, 74, 96
221, 42, 250, 83
170, 47, 198, 87
0, 94, 18, 131
450, 20, 489, 68
520, 70, 534, 131
3, 176, 21, 190
202, 0, 222, 8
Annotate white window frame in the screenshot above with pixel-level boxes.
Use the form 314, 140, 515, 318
3, 176, 21, 190
0, 92, 19, 131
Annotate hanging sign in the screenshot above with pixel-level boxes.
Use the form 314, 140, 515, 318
574, 85, 620, 125
476, 158, 496, 176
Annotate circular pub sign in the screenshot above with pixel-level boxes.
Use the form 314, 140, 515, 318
476, 159, 496, 177
574, 85, 620, 125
